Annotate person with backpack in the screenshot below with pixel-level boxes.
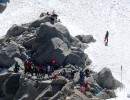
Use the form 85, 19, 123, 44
104, 31, 109, 46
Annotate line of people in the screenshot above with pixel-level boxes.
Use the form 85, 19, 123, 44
24, 58, 57, 78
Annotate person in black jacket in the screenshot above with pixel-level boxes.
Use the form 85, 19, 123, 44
104, 31, 109, 46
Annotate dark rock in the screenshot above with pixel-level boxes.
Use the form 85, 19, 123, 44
5, 24, 28, 39
2, 73, 20, 96
30, 16, 51, 28
76, 35, 95, 44
23, 37, 36, 49
0, 52, 14, 68
0, 3, 6, 13
0, 41, 21, 68
14, 79, 37, 100
95, 67, 122, 89
32, 22, 71, 51
51, 76, 67, 86
33, 37, 71, 66
64, 47, 87, 67
0, 73, 10, 97
49, 91, 65, 100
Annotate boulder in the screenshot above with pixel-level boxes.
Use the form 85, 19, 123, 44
104, 89, 116, 98
61, 82, 74, 96
32, 22, 71, 51
64, 47, 87, 67
30, 16, 51, 28
23, 37, 36, 49
0, 52, 14, 68
51, 76, 67, 86
71, 36, 87, 50
95, 67, 122, 89
2, 73, 20, 96
33, 37, 71, 66
0, 73, 10, 97
5, 24, 28, 39
0, 3, 6, 13
76, 35, 95, 44
14, 80, 37, 100
0, 41, 21, 68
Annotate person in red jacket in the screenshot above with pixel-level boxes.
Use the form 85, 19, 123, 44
52, 74, 58, 79
27, 61, 32, 73
51, 59, 56, 69
81, 82, 89, 93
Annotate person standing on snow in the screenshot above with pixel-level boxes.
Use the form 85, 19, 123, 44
104, 31, 109, 46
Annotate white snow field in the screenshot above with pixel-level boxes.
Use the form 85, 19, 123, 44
0, 0, 130, 99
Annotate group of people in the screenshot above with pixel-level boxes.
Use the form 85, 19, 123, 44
14, 57, 57, 78
61, 69, 76, 80
80, 68, 90, 79
44, 10, 60, 24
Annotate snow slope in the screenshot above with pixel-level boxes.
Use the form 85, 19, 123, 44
0, 0, 130, 99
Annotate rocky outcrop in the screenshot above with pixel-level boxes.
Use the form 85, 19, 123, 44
0, 41, 21, 68
64, 47, 87, 67
0, 3, 6, 13
14, 79, 37, 100
76, 35, 96, 44
0, 73, 10, 97
5, 24, 28, 39
33, 37, 71, 66
2, 73, 20, 99
94, 67, 122, 89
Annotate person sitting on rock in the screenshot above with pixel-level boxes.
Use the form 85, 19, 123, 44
81, 82, 89, 93
14, 61, 20, 73
80, 69, 85, 79
85, 69, 90, 77
46, 12, 51, 16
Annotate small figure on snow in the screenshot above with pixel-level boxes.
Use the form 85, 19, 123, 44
104, 31, 109, 46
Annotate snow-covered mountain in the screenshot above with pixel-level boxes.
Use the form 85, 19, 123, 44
0, 0, 130, 99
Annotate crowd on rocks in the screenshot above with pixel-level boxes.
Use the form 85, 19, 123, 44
0, 11, 122, 100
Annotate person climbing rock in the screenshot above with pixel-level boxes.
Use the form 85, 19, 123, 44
104, 31, 109, 46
